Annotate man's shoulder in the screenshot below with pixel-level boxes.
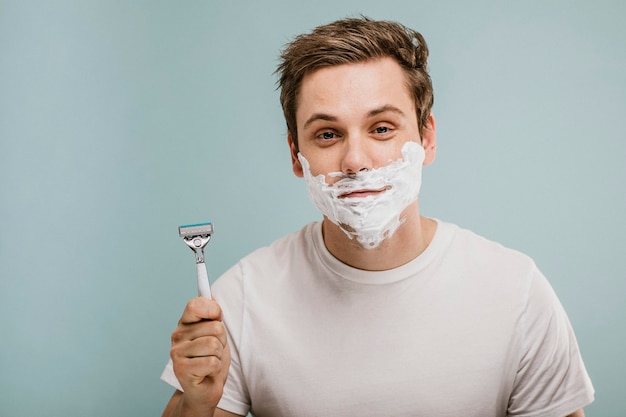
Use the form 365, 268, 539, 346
244, 221, 319, 263
437, 219, 538, 273
212, 221, 320, 287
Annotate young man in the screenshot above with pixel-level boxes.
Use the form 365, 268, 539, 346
161, 17, 594, 417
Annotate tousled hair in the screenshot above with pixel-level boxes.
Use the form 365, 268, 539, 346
276, 16, 434, 149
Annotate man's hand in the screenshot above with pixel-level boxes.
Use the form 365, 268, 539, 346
166, 297, 231, 416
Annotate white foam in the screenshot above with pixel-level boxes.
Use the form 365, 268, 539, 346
299, 141, 425, 249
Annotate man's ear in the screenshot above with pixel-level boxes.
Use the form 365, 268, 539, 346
288, 132, 304, 177
421, 113, 437, 166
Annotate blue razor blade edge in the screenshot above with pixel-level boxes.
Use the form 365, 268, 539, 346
180, 222, 212, 228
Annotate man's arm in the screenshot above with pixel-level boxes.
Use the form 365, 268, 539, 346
162, 297, 232, 417
162, 390, 243, 417
566, 410, 585, 417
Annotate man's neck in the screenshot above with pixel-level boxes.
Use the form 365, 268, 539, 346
322, 204, 437, 271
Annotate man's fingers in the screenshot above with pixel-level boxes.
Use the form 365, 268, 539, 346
174, 356, 225, 383
186, 355, 228, 379
171, 318, 228, 346
173, 335, 225, 360
178, 297, 223, 324
172, 338, 231, 382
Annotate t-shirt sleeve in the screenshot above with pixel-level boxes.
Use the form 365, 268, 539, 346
160, 358, 183, 392
507, 266, 594, 416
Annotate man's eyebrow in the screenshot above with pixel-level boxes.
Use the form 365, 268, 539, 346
303, 113, 337, 130
302, 105, 406, 130
367, 105, 406, 118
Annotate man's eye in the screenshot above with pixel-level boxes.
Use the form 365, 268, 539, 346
374, 126, 391, 134
319, 132, 336, 140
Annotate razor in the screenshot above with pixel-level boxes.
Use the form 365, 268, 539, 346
178, 222, 214, 298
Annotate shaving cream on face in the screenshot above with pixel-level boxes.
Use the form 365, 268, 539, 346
298, 141, 425, 249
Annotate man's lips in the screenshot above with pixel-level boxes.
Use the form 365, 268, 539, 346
339, 186, 391, 199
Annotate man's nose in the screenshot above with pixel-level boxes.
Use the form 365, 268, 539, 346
340, 135, 372, 175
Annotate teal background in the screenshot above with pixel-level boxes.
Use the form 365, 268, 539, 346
1, 0, 624, 415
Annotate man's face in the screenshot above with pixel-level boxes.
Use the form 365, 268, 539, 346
289, 56, 436, 195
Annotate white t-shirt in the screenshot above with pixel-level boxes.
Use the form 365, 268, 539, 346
162, 220, 594, 416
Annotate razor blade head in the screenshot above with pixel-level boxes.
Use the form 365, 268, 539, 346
178, 222, 214, 237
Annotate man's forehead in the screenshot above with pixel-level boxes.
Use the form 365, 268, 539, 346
295, 58, 415, 124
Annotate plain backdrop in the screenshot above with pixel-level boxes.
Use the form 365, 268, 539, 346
1, 0, 624, 415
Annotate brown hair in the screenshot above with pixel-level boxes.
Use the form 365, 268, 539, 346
276, 16, 434, 149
